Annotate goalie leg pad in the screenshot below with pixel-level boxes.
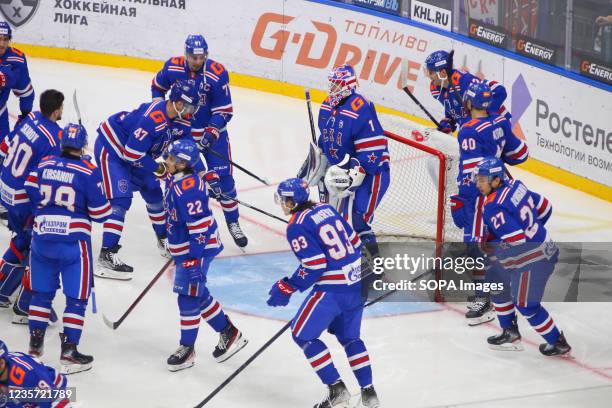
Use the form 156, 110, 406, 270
350, 169, 390, 233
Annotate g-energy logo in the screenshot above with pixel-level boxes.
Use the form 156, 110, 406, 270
468, 20, 507, 48
516, 38, 555, 63
580, 60, 612, 85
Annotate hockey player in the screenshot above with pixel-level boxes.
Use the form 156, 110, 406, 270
151, 34, 248, 248
162, 139, 247, 371
0, 340, 72, 407
475, 157, 571, 356
423, 50, 510, 133
94, 80, 199, 279
449, 81, 529, 323
0, 90, 64, 323
268, 178, 380, 408
0, 21, 35, 224
24, 123, 112, 374
310, 64, 389, 260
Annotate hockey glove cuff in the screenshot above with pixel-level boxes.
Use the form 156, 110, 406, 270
438, 118, 456, 134
200, 126, 220, 150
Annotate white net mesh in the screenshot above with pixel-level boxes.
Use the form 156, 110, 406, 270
373, 113, 463, 243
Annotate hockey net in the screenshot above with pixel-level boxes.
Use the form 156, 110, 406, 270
373, 113, 463, 245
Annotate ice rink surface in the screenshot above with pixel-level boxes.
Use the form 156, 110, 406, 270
1, 59, 612, 408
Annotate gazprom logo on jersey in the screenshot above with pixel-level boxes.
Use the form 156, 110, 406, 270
0, 0, 39, 27
36, 215, 70, 235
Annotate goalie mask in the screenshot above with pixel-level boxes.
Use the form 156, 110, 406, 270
327, 64, 358, 107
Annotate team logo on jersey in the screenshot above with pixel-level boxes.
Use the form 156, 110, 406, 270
0, 0, 40, 27
118, 179, 129, 193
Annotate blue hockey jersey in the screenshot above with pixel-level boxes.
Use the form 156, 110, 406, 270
0, 47, 34, 119
285, 203, 362, 293
97, 100, 191, 174
317, 93, 389, 175
163, 172, 223, 262
457, 115, 529, 199
23, 155, 112, 242
482, 180, 557, 271
429, 69, 509, 126
1, 351, 71, 408
151, 57, 233, 145
0, 112, 60, 209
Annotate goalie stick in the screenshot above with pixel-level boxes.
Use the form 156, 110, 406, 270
192, 265, 436, 407
102, 259, 173, 330
304, 89, 329, 203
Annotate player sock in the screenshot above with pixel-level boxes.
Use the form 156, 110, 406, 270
178, 295, 201, 346
471, 268, 486, 297
29, 291, 55, 332
517, 304, 560, 345
343, 339, 373, 388
492, 300, 516, 328
200, 295, 228, 332
145, 202, 166, 237
63, 297, 87, 344
102, 201, 128, 248
303, 339, 341, 385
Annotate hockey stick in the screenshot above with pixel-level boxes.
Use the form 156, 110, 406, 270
101, 259, 174, 330
193, 266, 436, 407
204, 147, 270, 186
305, 89, 317, 144
400, 60, 442, 129
304, 89, 329, 203
219, 194, 288, 225
72, 90, 82, 125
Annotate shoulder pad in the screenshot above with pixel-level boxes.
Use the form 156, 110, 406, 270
484, 191, 498, 207
206, 60, 227, 82
176, 175, 204, 195
81, 159, 98, 170
462, 118, 479, 128
167, 56, 185, 68
6, 47, 26, 64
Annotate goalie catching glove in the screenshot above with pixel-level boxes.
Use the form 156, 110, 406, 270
324, 154, 365, 198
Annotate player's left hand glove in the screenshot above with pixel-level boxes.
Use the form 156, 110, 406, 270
267, 278, 296, 307
199, 126, 220, 150
182, 259, 203, 285
450, 194, 468, 229
154, 162, 169, 179
437, 118, 457, 134
204, 170, 222, 199
324, 156, 365, 198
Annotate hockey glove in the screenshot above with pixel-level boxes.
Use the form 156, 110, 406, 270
204, 170, 222, 199
267, 278, 296, 307
437, 118, 457, 134
15, 113, 30, 128
450, 194, 468, 230
154, 162, 168, 179
0, 65, 14, 89
199, 126, 220, 150
182, 259, 203, 286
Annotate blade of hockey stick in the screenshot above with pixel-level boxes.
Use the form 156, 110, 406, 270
72, 90, 82, 125
102, 313, 117, 330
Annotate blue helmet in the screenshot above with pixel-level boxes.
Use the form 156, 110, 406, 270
61, 123, 88, 150
275, 178, 310, 206
425, 50, 451, 72
169, 79, 199, 105
476, 157, 505, 180
185, 34, 208, 56
167, 139, 199, 168
0, 339, 8, 360
0, 22, 12, 39
463, 81, 492, 110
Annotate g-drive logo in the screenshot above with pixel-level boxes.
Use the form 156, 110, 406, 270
0, 0, 39, 27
